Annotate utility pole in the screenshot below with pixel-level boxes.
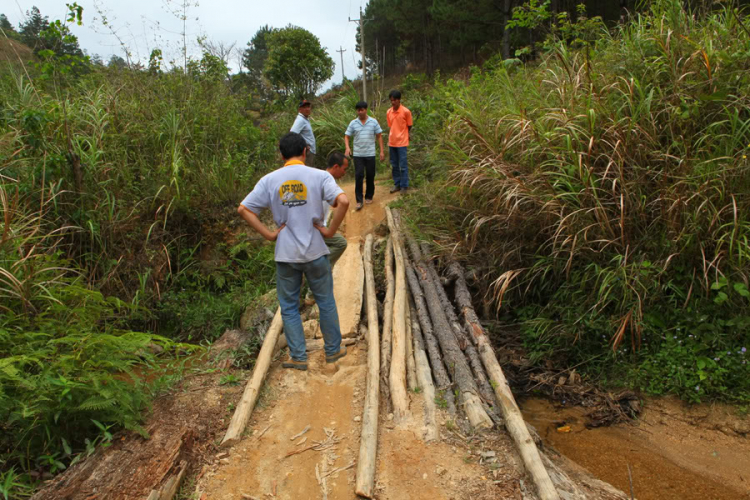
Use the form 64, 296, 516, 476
349, 7, 372, 102
336, 46, 347, 84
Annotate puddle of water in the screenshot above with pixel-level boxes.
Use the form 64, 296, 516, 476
521, 398, 750, 500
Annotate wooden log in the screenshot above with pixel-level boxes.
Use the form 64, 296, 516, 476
146, 460, 187, 500
380, 237, 394, 412
31, 426, 195, 500
407, 245, 492, 429
405, 296, 418, 391
404, 260, 458, 418
221, 308, 283, 448
447, 261, 560, 500
419, 247, 499, 413
356, 234, 381, 498
385, 207, 410, 421
409, 296, 439, 441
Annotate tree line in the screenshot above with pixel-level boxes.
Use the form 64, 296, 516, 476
358, 0, 750, 75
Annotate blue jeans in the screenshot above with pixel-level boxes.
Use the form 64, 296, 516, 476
389, 146, 409, 189
276, 256, 342, 361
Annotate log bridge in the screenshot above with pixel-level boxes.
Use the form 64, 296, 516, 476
32, 207, 629, 500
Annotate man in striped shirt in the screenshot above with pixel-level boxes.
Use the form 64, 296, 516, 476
344, 101, 385, 210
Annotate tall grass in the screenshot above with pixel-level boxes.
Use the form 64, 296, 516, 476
0, 51, 283, 495
405, 0, 750, 401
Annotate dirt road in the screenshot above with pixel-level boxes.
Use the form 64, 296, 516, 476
196, 180, 524, 500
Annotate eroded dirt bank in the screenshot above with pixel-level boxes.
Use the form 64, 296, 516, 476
522, 396, 750, 500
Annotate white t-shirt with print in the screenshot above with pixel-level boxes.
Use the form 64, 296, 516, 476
241, 163, 343, 263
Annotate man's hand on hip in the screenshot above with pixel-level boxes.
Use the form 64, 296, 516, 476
314, 224, 336, 239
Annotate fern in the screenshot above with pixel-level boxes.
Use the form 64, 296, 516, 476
77, 397, 117, 412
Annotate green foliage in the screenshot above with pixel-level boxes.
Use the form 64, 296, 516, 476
0, 6, 286, 497
156, 238, 275, 341
219, 374, 240, 386
264, 25, 335, 99
242, 25, 276, 103
402, 0, 750, 402
0, 14, 21, 42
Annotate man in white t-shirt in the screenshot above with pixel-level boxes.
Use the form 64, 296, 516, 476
238, 132, 349, 370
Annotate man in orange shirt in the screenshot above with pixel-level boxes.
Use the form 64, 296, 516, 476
386, 90, 413, 193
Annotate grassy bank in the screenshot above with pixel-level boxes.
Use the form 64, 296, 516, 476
386, 1, 750, 404
0, 46, 286, 494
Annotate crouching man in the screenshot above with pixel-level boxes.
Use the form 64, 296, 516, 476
238, 132, 349, 370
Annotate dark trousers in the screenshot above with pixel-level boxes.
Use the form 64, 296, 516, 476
354, 156, 376, 203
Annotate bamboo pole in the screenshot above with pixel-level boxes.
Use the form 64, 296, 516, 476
355, 235, 381, 498
385, 207, 410, 421
221, 308, 283, 448
447, 261, 560, 500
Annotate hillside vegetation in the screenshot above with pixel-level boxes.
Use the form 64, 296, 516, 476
2, 0, 750, 497
371, 1, 750, 404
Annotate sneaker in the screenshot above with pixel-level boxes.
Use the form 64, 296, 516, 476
389, 186, 401, 194
325, 346, 347, 364
365, 198, 373, 204
282, 357, 308, 371
355, 202, 363, 211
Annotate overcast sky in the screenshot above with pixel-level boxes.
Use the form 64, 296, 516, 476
5, 0, 366, 90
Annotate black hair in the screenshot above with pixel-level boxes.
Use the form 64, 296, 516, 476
327, 151, 346, 169
355, 101, 368, 110
279, 132, 307, 160
388, 89, 402, 100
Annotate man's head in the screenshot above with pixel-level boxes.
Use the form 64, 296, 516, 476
355, 101, 368, 120
327, 151, 349, 179
279, 132, 307, 160
389, 90, 402, 110
298, 99, 312, 117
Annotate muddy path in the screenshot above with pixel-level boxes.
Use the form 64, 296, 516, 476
522, 396, 750, 500
195, 179, 526, 500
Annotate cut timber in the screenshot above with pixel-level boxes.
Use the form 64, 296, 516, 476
332, 237, 365, 337
404, 260, 458, 418
146, 460, 187, 500
385, 207, 410, 422
409, 297, 439, 442
380, 237, 394, 411
447, 261, 560, 500
356, 234, 380, 498
406, 238, 492, 430
420, 247, 499, 413
221, 308, 283, 448
30, 424, 197, 500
